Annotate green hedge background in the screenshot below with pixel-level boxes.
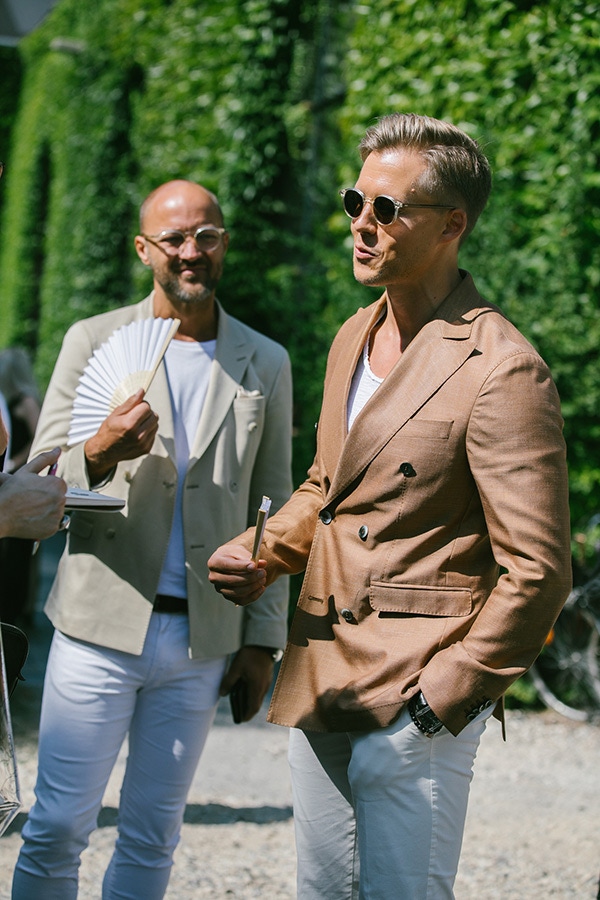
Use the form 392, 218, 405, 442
1, 0, 599, 548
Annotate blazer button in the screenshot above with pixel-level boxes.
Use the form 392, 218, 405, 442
105, 528, 116, 539
358, 524, 368, 541
340, 608, 354, 622
400, 462, 416, 477
319, 509, 333, 525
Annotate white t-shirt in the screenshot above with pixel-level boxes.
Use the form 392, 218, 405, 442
156, 338, 216, 598
347, 336, 383, 431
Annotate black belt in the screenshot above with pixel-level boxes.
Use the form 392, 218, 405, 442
154, 594, 188, 614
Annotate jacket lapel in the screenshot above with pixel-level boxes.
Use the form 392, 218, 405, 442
324, 274, 483, 505
188, 302, 253, 464
318, 299, 384, 481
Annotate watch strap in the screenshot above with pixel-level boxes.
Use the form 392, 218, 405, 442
408, 691, 444, 736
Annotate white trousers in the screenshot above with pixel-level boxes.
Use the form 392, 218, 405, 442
12, 614, 226, 900
289, 704, 493, 900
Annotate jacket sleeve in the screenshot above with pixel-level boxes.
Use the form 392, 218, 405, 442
419, 351, 572, 734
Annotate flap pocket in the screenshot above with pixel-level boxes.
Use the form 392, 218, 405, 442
369, 582, 472, 617
401, 419, 453, 440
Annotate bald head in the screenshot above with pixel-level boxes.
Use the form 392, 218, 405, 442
134, 179, 229, 331
139, 180, 224, 233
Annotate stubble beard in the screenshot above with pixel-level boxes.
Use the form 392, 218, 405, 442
353, 258, 387, 289
159, 271, 218, 307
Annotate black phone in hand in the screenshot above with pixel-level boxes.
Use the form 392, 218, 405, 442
229, 678, 248, 724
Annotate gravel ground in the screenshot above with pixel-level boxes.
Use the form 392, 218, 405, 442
2, 538, 599, 898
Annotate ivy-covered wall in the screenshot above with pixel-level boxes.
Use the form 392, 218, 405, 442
0, 0, 599, 536
0, 46, 22, 219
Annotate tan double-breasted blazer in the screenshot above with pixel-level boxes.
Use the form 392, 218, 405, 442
240, 272, 572, 735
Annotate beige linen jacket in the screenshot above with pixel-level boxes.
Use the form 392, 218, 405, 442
30, 294, 293, 658
241, 272, 572, 735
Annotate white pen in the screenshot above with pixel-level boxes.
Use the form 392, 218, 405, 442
251, 496, 272, 564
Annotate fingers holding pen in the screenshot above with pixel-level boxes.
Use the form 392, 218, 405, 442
24, 446, 62, 475
0, 447, 67, 540
208, 544, 267, 606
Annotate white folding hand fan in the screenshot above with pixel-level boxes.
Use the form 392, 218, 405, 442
67, 317, 180, 446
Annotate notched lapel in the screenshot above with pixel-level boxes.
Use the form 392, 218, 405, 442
188, 308, 252, 463
319, 301, 385, 481
325, 285, 482, 505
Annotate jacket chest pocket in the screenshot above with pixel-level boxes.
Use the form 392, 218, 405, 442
232, 393, 265, 461
400, 419, 454, 441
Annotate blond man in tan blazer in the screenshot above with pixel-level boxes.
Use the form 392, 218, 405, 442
209, 115, 572, 899
13, 181, 292, 900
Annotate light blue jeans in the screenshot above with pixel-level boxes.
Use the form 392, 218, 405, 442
12, 614, 226, 900
289, 704, 494, 900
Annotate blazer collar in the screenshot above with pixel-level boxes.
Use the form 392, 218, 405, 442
323, 271, 489, 504
189, 300, 254, 462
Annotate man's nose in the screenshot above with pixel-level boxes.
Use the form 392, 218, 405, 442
352, 200, 377, 229
178, 235, 202, 257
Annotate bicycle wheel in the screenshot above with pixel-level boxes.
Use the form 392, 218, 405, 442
530, 595, 600, 722
578, 575, 600, 703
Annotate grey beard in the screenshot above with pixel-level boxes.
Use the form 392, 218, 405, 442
161, 274, 216, 306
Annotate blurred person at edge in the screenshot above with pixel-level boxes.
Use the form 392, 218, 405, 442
0, 161, 66, 549
11, 179, 293, 900
0, 347, 41, 474
0, 346, 43, 625
208, 114, 572, 899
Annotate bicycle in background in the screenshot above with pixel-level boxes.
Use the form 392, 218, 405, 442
530, 518, 600, 722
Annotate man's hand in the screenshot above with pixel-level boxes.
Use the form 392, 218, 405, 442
219, 646, 275, 722
84, 388, 159, 484
0, 448, 67, 539
208, 543, 267, 606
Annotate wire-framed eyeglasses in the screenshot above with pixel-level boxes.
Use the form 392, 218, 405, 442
340, 187, 454, 226
142, 226, 227, 255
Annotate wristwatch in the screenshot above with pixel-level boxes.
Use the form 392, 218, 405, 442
408, 691, 444, 736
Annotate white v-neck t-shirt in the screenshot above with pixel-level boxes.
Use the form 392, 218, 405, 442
347, 335, 384, 431
156, 337, 216, 598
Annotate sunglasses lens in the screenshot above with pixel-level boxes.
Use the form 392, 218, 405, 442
342, 190, 397, 224
342, 189, 364, 218
372, 196, 396, 225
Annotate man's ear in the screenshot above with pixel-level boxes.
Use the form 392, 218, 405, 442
441, 208, 468, 244
134, 235, 151, 266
